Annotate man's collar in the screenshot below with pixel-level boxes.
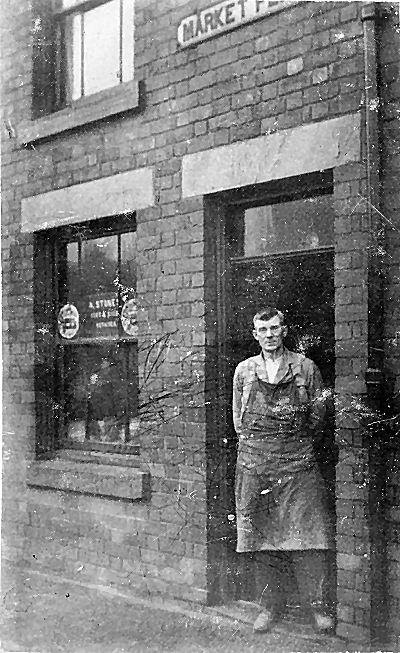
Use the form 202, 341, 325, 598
254, 348, 301, 383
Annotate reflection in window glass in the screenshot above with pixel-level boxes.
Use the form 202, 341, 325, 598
81, 235, 118, 295
64, 343, 138, 445
59, 222, 138, 451
65, 13, 82, 100
77, 235, 118, 338
84, 1, 120, 97
61, 0, 84, 9
120, 232, 137, 336
67, 241, 79, 264
66, 242, 80, 304
62, 0, 135, 102
243, 195, 334, 257
120, 231, 137, 294
122, 0, 135, 82
64, 231, 138, 340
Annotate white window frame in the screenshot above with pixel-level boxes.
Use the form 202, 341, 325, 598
53, 0, 134, 103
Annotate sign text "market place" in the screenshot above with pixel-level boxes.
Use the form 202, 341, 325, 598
177, 0, 292, 48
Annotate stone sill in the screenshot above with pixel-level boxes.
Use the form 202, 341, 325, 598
27, 453, 150, 501
18, 79, 142, 146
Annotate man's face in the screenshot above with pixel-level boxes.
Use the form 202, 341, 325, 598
253, 315, 287, 353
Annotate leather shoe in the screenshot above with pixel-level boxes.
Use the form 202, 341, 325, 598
312, 610, 335, 634
253, 609, 276, 633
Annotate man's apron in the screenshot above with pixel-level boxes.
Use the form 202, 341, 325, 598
235, 369, 334, 552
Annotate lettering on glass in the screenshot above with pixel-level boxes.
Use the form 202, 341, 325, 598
177, 0, 292, 48
87, 292, 119, 334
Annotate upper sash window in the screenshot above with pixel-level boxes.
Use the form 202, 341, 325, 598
32, 0, 134, 116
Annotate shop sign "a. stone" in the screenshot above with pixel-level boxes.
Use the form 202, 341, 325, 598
177, 0, 293, 48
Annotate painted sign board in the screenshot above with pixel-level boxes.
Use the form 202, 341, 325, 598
177, 0, 294, 48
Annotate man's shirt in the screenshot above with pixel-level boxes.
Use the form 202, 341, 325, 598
232, 348, 326, 438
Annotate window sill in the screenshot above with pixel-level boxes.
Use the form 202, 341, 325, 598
18, 79, 143, 146
27, 450, 150, 501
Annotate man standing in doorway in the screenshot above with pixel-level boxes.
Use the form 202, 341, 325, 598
233, 307, 335, 634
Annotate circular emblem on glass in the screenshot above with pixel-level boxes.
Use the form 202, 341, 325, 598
120, 299, 137, 336
58, 304, 79, 339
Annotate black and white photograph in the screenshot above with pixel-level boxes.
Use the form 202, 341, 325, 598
1, 1, 400, 651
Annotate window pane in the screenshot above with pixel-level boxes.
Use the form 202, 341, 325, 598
61, 0, 87, 10
241, 195, 334, 257
64, 343, 134, 445
79, 234, 118, 338
66, 241, 80, 303
82, 235, 118, 293
57, 223, 139, 452
83, 0, 120, 96
120, 231, 137, 336
120, 231, 137, 292
64, 13, 82, 100
127, 342, 139, 442
122, 0, 134, 82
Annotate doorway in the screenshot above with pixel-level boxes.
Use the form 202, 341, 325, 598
218, 173, 337, 608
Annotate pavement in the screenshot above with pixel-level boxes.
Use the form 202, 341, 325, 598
1, 564, 361, 653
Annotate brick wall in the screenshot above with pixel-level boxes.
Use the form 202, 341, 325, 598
2, 0, 38, 585
333, 160, 371, 643
2, 0, 397, 644
380, 3, 400, 649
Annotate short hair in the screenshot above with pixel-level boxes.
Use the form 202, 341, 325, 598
252, 307, 285, 327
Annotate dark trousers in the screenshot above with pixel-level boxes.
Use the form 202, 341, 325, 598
253, 549, 331, 614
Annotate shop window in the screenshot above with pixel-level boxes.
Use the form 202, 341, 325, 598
34, 216, 139, 456
32, 0, 134, 116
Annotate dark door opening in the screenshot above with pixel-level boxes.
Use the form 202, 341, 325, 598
221, 181, 336, 611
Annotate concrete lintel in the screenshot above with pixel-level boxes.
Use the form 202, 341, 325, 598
21, 167, 154, 232
182, 113, 361, 198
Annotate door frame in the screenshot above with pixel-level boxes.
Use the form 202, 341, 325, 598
204, 171, 337, 605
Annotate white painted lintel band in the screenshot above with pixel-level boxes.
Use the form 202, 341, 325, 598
182, 113, 361, 198
21, 167, 154, 232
